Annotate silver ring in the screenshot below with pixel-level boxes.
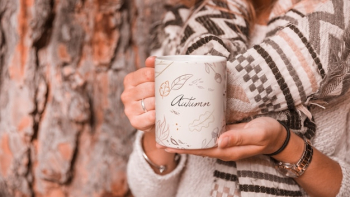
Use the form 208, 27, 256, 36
141, 98, 148, 113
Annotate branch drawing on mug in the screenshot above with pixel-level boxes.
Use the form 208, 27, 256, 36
155, 61, 174, 78
159, 74, 193, 98
156, 116, 170, 146
205, 63, 223, 83
188, 111, 215, 132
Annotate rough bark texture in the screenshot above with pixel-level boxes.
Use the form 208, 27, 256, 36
0, 0, 174, 196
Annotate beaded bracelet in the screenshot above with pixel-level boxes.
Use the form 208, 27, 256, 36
265, 120, 291, 157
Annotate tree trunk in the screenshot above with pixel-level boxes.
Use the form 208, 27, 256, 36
0, 0, 172, 196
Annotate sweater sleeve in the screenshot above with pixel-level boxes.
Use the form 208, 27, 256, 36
127, 131, 187, 197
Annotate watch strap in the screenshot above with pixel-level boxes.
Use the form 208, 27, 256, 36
275, 136, 313, 178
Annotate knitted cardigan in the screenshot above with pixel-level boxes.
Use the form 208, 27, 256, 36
127, 0, 350, 196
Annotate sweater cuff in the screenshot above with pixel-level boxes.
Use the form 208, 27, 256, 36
127, 130, 187, 197
331, 157, 350, 197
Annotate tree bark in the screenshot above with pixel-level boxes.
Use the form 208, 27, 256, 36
0, 0, 173, 196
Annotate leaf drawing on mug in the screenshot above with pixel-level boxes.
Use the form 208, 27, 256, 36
205, 63, 222, 83
156, 116, 170, 145
159, 74, 193, 98
170, 109, 180, 115
171, 74, 193, 90
188, 111, 215, 132
171, 137, 179, 146
159, 81, 171, 98
171, 137, 190, 149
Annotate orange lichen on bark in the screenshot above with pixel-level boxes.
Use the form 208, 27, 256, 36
17, 116, 32, 132
92, 9, 120, 66
58, 44, 72, 63
9, 0, 34, 82
92, 72, 110, 129
57, 143, 73, 161
0, 134, 13, 176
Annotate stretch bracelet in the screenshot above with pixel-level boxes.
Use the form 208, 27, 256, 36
141, 146, 180, 174
265, 120, 291, 157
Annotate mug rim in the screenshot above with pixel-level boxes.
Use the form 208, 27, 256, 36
156, 55, 226, 62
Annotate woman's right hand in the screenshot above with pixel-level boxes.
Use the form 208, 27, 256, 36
121, 56, 156, 133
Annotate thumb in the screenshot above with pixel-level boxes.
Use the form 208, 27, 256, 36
218, 127, 257, 149
145, 56, 156, 68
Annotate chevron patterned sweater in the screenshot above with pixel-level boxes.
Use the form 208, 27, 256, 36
127, 0, 350, 196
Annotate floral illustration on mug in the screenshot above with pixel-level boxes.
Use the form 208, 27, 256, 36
159, 74, 193, 98
156, 116, 170, 146
188, 111, 215, 132
201, 127, 220, 148
205, 63, 222, 83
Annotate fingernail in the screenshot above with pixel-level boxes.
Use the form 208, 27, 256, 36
219, 137, 229, 148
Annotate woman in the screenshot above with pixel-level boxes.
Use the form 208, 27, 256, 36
121, 0, 350, 196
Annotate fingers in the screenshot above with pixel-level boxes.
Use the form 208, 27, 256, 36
225, 122, 247, 130
218, 127, 265, 148
145, 56, 156, 68
124, 67, 155, 89
165, 145, 264, 161
129, 110, 156, 132
126, 97, 155, 116
127, 82, 155, 101
121, 81, 155, 105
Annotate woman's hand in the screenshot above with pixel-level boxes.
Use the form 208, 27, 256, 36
121, 56, 156, 132
122, 56, 178, 174
161, 117, 290, 161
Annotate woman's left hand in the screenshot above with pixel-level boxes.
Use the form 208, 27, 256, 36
159, 117, 287, 161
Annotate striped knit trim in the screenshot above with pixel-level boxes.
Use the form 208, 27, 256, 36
286, 24, 325, 78
307, 0, 345, 54
303, 117, 316, 140
266, 8, 305, 37
216, 159, 237, 168
283, 110, 302, 130
239, 184, 303, 196
185, 35, 233, 55
237, 171, 297, 185
253, 45, 296, 110
178, 0, 250, 55
264, 38, 307, 102
267, 8, 305, 26
214, 170, 239, 182
163, 5, 188, 27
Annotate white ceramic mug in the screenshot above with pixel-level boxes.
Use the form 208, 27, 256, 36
155, 55, 227, 149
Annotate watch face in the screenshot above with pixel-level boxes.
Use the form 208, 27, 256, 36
275, 164, 298, 178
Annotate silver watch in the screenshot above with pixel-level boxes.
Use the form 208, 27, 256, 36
274, 136, 313, 178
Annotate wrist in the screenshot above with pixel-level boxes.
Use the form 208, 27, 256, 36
142, 132, 179, 174
273, 135, 313, 178
271, 131, 305, 164
265, 120, 290, 156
